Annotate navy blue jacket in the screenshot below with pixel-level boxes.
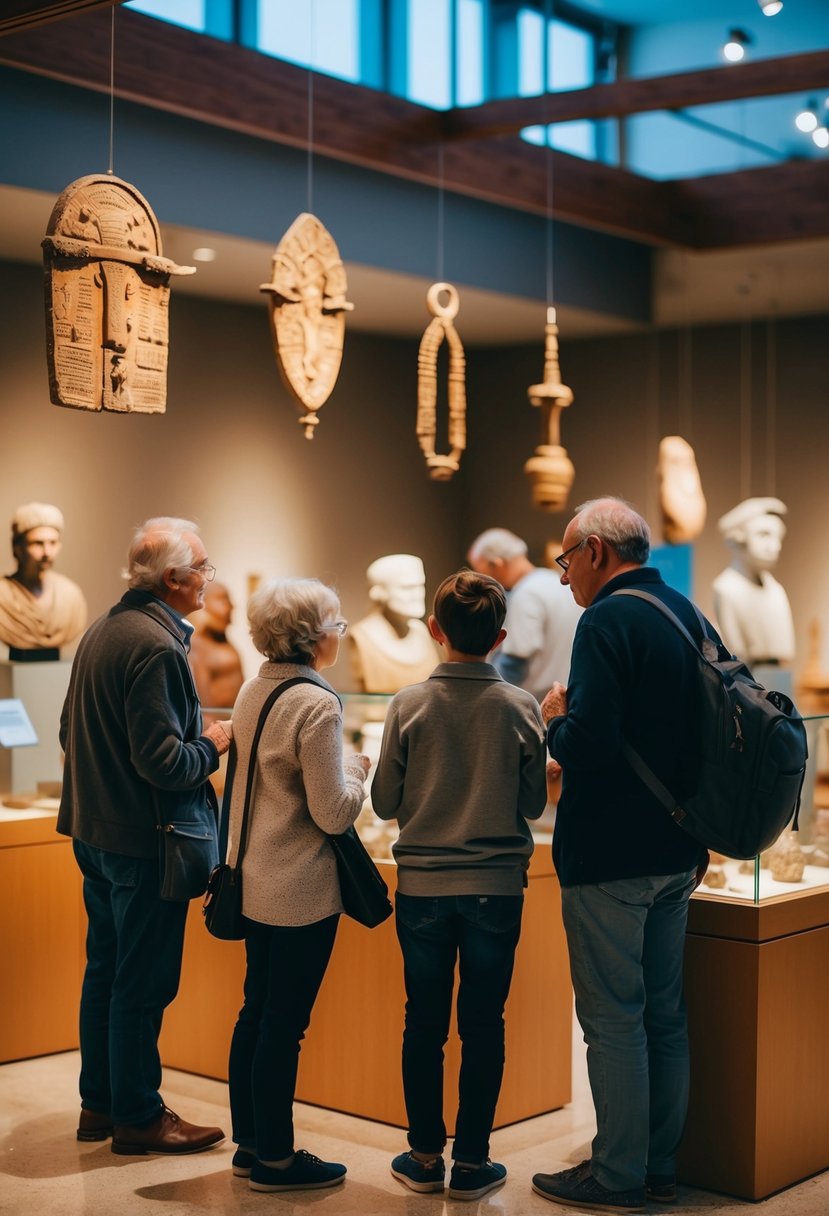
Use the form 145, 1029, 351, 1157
58, 589, 219, 859
548, 567, 712, 886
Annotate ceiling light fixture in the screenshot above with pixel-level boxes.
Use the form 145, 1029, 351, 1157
813, 126, 829, 149
795, 101, 819, 133
723, 29, 751, 62
757, 0, 783, 15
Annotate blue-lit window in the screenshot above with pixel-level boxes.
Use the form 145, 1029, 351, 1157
519, 7, 596, 158
125, 0, 209, 34
457, 0, 486, 107
254, 0, 360, 82
405, 0, 452, 109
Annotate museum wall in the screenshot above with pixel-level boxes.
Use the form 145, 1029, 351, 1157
2, 256, 828, 684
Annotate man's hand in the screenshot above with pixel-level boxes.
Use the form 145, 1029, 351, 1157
540, 682, 568, 725
202, 719, 232, 756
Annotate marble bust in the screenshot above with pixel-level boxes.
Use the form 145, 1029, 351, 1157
712, 497, 795, 665
0, 501, 87, 661
348, 554, 440, 693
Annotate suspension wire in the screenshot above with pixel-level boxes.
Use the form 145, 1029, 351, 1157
766, 311, 777, 496
740, 317, 752, 500
436, 143, 445, 282
108, 5, 115, 174
307, 0, 315, 212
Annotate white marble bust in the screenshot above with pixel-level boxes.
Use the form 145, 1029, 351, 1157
348, 553, 440, 693
712, 497, 795, 665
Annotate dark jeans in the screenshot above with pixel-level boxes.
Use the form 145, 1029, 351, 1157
228, 914, 339, 1162
395, 892, 523, 1165
73, 839, 188, 1126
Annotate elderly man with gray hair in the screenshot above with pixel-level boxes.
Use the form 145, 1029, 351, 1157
58, 517, 232, 1157
468, 527, 581, 701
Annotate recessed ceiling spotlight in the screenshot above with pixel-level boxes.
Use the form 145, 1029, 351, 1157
795, 101, 819, 133
192, 247, 217, 262
722, 29, 751, 62
757, 0, 783, 15
812, 126, 829, 149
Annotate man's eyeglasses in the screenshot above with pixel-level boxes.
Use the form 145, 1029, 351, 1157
554, 540, 586, 572
189, 563, 216, 582
321, 619, 348, 638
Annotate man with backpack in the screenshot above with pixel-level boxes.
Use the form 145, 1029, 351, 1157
532, 497, 712, 1213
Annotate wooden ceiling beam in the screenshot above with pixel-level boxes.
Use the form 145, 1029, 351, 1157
1, 7, 828, 250
0, 0, 120, 37
443, 50, 829, 141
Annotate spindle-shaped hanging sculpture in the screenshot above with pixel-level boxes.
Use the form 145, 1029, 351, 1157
524, 307, 575, 511
260, 213, 353, 439
416, 282, 467, 481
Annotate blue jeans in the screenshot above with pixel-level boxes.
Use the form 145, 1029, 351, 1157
228, 914, 339, 1162
73, 839, 188, 1126
561, 870, 697, 1193
395, 892, 523, 1165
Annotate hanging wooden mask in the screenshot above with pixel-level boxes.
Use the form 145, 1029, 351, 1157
260, 213, 353, 440
416, 282, 467, 481
524, 308, 575, 511
42, 174, 195, 413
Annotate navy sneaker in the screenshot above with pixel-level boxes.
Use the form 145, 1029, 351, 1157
448, 1159, 507, 1201
646, 1174, 677, 1204
249, 1149, 346, 1192
390, 1150, 446, 1193
231, 1148, 255, 1177
532, 1167, 645, 1212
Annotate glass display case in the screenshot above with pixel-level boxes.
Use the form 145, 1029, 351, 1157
691, 711, 829, 905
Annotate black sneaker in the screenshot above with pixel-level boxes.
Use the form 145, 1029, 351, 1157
231, 1148, 255, 1177
532, 1168, 645, 1212
390, 1150, 446, 1193
448, 1159, 507, 1201
249, 1149, 346, 1192
645, 1174, 677, 1204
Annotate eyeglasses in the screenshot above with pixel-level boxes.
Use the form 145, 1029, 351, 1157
554, 540, 586, 572
321, 619, 348, 638
188, 563, 216, 581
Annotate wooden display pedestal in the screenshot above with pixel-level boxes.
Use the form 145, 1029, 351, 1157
0, 811, 84, 1062
679, 887, 829, 1200
160, 849, 572, 1130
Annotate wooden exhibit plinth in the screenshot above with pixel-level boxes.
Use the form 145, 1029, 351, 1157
679, 886, 829, 1200
0, 810, 85, 1062
160, 847, 572, 1130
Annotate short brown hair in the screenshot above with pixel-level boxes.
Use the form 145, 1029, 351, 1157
433, 569, 506, 656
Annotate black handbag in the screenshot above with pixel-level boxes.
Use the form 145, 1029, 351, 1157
328, 825, 393, 929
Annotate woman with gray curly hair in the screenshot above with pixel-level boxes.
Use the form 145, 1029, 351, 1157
226, 578, 370, 1195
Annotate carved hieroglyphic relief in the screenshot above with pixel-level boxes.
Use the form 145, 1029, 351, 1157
416, 283, 467, 481
260, 213, 353, 440
523, 308, 575, 512
42, 174, 195, 413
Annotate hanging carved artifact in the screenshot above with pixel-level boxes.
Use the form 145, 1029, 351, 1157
42, 174, 195, 413
524, 307, 575, 511
260, 212, 353, 440
416, 282, 467, 481
658, 435, 707, 544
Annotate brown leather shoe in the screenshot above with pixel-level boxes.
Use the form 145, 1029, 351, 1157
111, 1106, 224, 1156
77, 1109, 113, 1141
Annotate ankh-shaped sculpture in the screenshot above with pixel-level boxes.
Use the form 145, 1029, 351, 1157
524, 307, 575, 511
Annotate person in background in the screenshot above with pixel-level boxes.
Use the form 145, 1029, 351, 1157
58, 517, 232, 1155
226, 578, 370, 1194
372, 569, 547, 1203
532, 497, 711, 1213
468, 527, 581, 702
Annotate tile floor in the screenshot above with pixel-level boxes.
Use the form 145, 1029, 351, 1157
1, 1043, 828, 1216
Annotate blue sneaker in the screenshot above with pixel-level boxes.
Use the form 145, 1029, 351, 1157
249, 1150, 346, 1192
532, 1167, 645, 1211
390, 1150, 446, 1193
231, 1148, 255, 1177
448, 1159, 507, 1201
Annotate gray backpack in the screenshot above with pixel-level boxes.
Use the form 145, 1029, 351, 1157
614, 589, 808, 860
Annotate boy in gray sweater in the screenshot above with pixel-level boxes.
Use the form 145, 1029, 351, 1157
372, 569, 547, 1202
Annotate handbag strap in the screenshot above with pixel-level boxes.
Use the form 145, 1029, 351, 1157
226, 675, 326, 867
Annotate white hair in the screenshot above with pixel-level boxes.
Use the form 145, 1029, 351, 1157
248, 578, 340, 664
468, 528, 528, 563
126, 517, 199, 591
572, 497, 651, 565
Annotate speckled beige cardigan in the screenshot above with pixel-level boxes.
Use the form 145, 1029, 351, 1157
226, 663, 367, 927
